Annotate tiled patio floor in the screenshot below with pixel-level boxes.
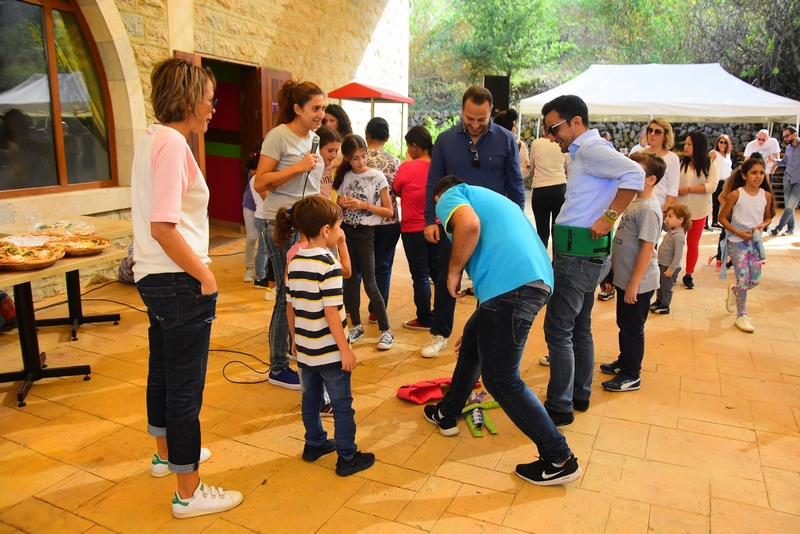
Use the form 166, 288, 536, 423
1, 210, 800, 533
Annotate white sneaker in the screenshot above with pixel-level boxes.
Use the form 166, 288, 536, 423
734, 315, 755, 333
377, 331, 394, 350
243, 269, 254, 283
539, 355, 550, 366
172, 481, 243, 519
421, 335, 447, 358
726, 285, 736, 313
264, 288, 276, 301
152, 447, 211, 478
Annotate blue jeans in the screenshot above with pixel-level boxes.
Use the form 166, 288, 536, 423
263, 219, 297, 370
401, 230, 440, 325
301, 367, 357, 460
774, 181, 800, 233
366, 223, 401, 315
544, 253, 611, 413
431, 224, 456, 338
254, 216, 269, 280
137, 272, 217, 474
438, 285, 572, 464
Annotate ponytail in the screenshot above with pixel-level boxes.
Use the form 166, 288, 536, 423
273, 207, 296, 249
276, 80, 324, 125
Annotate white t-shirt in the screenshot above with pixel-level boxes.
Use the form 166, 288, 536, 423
744, 137, 780, 174
652, 150, 680, 207
260, 124, 324, 219
131, 124, 210, 282
338, 168, 389, 226
248, 176, 266, 218
529, 137, 569, 188
712, 151, 733, 182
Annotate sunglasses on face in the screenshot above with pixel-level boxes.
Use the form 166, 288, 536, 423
468, 140, 480, 168
784, 133, 795, 139
647, 127, 664, 135
757, 137, 767, 141
718, 141, 728, 145
202, 98, 218, 110
546, 119, 567, 137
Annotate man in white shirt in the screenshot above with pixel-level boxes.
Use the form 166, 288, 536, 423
744, 129, 781, 179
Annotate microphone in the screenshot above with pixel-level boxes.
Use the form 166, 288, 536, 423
302, 137, 319, 197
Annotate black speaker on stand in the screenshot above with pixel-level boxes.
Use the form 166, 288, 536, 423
483, 75, 510, 115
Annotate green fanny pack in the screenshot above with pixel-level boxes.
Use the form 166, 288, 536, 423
552, 224, 613, 257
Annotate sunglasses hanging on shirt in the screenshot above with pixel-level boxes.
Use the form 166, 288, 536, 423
468, 139, 480, 168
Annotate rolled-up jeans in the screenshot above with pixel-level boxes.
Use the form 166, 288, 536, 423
137, 272, 217, 474
263, 219, 297, 371
438, 285, 572, 464
544, 253, 611, 414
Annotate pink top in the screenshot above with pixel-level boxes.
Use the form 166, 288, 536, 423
287, 241, 309, 264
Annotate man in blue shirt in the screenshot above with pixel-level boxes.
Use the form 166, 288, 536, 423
418, 86, 525, 358
770, 126, 799, 236
423, 176, 583, 486
540, 95, 645, 426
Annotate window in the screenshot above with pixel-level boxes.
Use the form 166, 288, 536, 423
0, 0, 114, 196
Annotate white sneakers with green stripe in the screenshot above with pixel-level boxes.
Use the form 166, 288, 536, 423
151, 447, 212, 478
172, 481, 243, 519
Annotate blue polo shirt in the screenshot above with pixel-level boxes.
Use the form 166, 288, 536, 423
425, 120, 525, 225
435, 184, 553, 302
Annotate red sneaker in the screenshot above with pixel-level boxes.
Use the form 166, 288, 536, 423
402, 319, 430, 331
368, 313, 377, 324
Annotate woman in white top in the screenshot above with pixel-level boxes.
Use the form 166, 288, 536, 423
639, 119, 681, 214
255, 80, 325, 390
709, 134, 733, 227
677, 131, 718, 289
131, 57, 242, 517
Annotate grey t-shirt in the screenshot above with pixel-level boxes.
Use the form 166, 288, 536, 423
657, 227, 686, 272
611, 196, 662, 293
260, 124, 324, 219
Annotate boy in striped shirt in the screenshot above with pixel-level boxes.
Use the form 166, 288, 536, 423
281, 196, 375, 477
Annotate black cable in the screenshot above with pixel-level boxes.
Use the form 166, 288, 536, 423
212, 349, 275, 384
83, 298, 147, 313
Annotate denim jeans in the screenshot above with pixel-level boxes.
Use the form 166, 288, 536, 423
431, 224, 456, 338
263, 219, 297, 370
401, 230, 441, 325
615, 287, 654, 379
544, 253, 611, 413
137, 272, 217, 474
438, 285, 572, 464
366, 223, 401, 315
254, 216, 269, 280
774, 181, 800, 233
342, 224, 390, 330
301, 367, 357, 460
243, 207, 257, 271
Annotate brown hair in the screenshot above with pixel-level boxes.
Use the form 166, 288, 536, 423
714, 133, 732, 157
666, 204, 692, 232
276, 80, 324, 125
630, 151, 666, 183
726, 158, 776, 218
315, 125, 341, 148
274, 196, 341, 247
462, 85, 493, 108
332, 134, 368, 191
150, 58, 216, 124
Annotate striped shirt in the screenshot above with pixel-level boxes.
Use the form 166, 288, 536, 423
286, 247, 347, 369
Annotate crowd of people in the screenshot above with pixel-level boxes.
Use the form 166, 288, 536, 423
130, 57, 796, 520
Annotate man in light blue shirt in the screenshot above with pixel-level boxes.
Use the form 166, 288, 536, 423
540, 95, 645, 426
770, 126, 799, 236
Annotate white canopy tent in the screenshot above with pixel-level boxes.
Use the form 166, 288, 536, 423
0, 72, 91, 117
520, 63, 800, 126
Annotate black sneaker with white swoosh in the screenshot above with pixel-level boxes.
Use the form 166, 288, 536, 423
515, 455, 583, 486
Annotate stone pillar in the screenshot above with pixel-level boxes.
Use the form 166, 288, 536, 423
167, 0, 194, 53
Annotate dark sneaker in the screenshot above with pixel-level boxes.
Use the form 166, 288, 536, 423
770, 228, 780, 236
545, 406, 574, 427
573, 399, 590, 412
650, 305, 670, 314
402, 319, 430, 331
254, 278, 269, 288
515, 456, 583, 486
602, 375, 641, 392
649, 301, 662, 312
302, 439, 337, 462
682, 274, 694, 290
538, 355, 550, 366
368, 313, 378, 324
335, 451, 375, 476
320, 403, 334, 417
600, 360, 621, 375
349, 325, 365, 343
268, 367, 301, 390
423, 404, 459, 436
597, 290, 615, 301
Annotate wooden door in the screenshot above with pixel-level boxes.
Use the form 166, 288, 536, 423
261, 68, 292, 133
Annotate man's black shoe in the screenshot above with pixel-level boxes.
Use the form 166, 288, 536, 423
423, 404, 459, 436
573, 399, 590, 412
545, 406, 574, 427
335, 451, 375, 476
516, 455, 583, 486
301, 439, 337, 462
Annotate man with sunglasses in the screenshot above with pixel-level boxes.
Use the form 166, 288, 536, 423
769, 126, 800, 236
539, 95, 645, 427
744, 130, 781, 181
420, 86, 525, 358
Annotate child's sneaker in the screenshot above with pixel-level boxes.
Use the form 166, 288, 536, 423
599, 360, 621, 375
734, 315, 755, 333
726, 285, 736, 313
682, 274, 694, 289
538, 355, 550, 366
349, 325, 365, 343
377, 331, 394, 350
302, 439, 337, 462
254, 278, 269, 288
171, 482, 243, 519
423, 404, 459, 436
368, 313, 378, 324
402, 319, 430, 330
335, 451, 375, 476
597, 290, 615, 301
649, 301, 662, 312
243, 269, 254, 283
421, 335, 447, 358
268, 367, 301, 390
602, 375, 641, 392
152, 448, 211, 478
264, 287, 277, 301
515, 455, 583, 486
320, 403, 334, 417
650, 305, 670, 314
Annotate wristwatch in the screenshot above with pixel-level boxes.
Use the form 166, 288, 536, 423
604, 208, 619, 222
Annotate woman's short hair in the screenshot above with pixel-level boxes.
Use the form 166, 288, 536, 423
150, 58, 216, 124
649, 118, 675, 150
365, 117, 390, 142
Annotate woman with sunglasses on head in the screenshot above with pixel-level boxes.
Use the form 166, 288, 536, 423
709, 134, 733, 228
677, 132, 719, 289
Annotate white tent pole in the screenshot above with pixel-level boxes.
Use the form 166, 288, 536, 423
536, 118, 540, 139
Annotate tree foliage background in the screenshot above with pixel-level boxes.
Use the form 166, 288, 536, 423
409, 0, 800, 111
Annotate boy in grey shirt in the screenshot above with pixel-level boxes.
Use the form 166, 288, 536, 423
599, 152, 665, 392
651, 204, 691, 314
